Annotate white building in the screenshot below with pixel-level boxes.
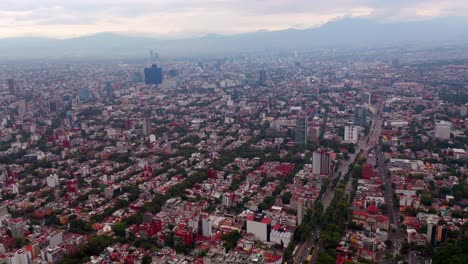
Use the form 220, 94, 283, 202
201, 215, 212, 237
2, 249, 31, 264
46, 174, 60, 188
270, 229, 293, 247
246, 215, 271, 242
434, 121, 451, 140
344, 124, 359, 143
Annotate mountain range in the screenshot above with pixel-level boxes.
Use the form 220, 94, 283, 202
1, 17, 467, 59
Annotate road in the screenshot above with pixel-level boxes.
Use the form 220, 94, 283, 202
293, 103, 384, 264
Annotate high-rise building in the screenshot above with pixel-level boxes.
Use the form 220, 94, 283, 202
308, 126, 320, 143
295, 117, 308, 146
105, 82, 114, 97
144, 64, 163, 85
362, 92, 372, 104
434, 121, 451, 140
312, 149, 331, 176
427, 223, 447, 246
132, 71, 143, 83
78, 87, 90, 102
142, 117, 152, 136
344, 124, 359, 143
9, 218, 25, 238
258, 70, 268, 85
7, 78, 15, 95
354, 105, 367, 127
18, 99, 27, 118
246, 214, 271, 242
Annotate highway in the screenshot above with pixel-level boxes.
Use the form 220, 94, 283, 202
293, 103, 384, 264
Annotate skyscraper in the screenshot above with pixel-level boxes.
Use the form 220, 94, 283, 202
258, 70, 268, 86
142, 117, 152, 136
312, 149, 331, 176
7, 78, 15, 95
9, 218, 25, 238
78, 87, 90, 102
295, 117, 308, 146
362, 92, 372, 104
354, 105, 367, 127
105, 82, 114, 97
144, 64, 163, 85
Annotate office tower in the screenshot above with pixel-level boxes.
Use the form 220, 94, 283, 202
18, 99, 27, 118
7, 79, 15, 95
144, 64, 163, 85
142, 117, 152, 136
344, 124, 359, 143
362, 92, 372, 104
295, 117, 308, 146
105, 82, 114, 97
78, 87, 90, 102
312, 149, 331, 176
354, 105, 367, 127
258, 70, 268, 85
434, 121, 451, 140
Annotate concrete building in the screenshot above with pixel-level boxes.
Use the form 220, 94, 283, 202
308, 126, 320, 143
246, 214, 271, 242
344, 124, 359, 143
312, 149, 331, 176
362, 92, 372, 104
9, 218, 25, 238
142, 117, 152, 136
46, 174, 60, 188
434, 121, 451, 140
200, 214, 212, 237
41, 246, 64, 264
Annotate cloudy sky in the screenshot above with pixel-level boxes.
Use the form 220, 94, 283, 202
0, 0, 467, 39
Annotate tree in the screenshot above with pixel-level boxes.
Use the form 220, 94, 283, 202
222, 230, 241, 252
420, 192, 433, 206
112, 222, 128, 237
281, 192, 292, 204
384, 240, 392, 247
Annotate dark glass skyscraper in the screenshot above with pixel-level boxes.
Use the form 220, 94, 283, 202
7, 79, 15, 95
295, 117, 308, 146
105, 82, 114, 97
354, 105, 367, 127
144, 64, 163, 85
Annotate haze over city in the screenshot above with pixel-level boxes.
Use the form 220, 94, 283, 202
0, 1, 467, 264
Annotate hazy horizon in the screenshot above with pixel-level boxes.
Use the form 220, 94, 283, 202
1, 0, 468, 39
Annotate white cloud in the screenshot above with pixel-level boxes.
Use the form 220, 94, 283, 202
0, 0, 466, 38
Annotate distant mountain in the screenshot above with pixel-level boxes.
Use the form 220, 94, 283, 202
1, 17, 467, 59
